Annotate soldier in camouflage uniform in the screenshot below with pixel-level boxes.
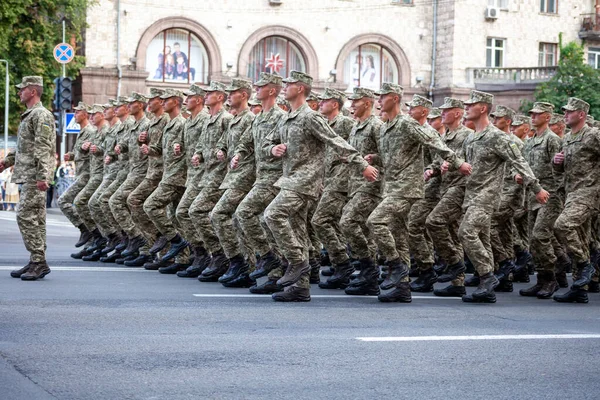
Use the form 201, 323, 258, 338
2, 76, 56, 280
516, 102, 566, 298
262, 71, 377, 302
126, 88, 171, 267
425, 97, 473, 297
249, 96, 262, 115
188, 82, 234, 281
211, 79, 257, 287
59, 102, 97, 251
553, 98, 600, 303
143, 89, 190, 272
549, 113, 566, 139
312, 88, 356, 290
306, 92, 320, 112
459, 90, 548, 304
234, 73, 287, 294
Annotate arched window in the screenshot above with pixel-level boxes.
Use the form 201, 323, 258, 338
145, 28, 209, 84
246, 36, 307, 82
342, 44, 399, 91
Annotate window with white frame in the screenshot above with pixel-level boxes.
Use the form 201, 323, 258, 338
540, 0, 557, 13
486, 38, 505, 67
488, 0, 508, 9
539, 43, 557, 67
588, 47, 600, 69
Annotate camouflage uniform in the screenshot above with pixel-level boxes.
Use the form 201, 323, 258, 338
3, 90, 56, 263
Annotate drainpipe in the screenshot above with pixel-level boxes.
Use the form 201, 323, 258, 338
428, 0, 438, 101
116, 0, 122, 97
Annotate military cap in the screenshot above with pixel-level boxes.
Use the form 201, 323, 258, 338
375, 82, 404, 96
511, 115, 531, 126
73, 101, 89, 111
427, 108, 442, 119
348, 87, 376, 100
181, 105, 189, 114
204, 81, 227, 93
15, 76, 43, 89
126, 92, 148, 103
90, 104, 105, 114
561, 97, 590, 114
439, 97, 464, 110
405, 94, 433, 109
586, 115, 595, 124
113, 96, 130, 106
464, 90, 494, 105
318, 88, 347, 103
307, 92, 321, 102
183, 84, 206, 97
529, 102, 555, 114
103, 101, 113, 109
277, 96, 290, 107
549, 113, 564, 125
490, 105, 516, 120
225, 78, 253, 92
254, 72, 283, 87
248, 97, 262, 106
148, 88, 166, 99
282, 70, 313, 87
159, 88, 185, 100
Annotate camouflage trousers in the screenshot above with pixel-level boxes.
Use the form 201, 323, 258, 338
58, 174, 89, 228
513, 208, 529, 252
17, 182, 47, 262
189, 186, 225, 254
264, 189, 311, 289
340, 192, 380, 260
490, 200, 518, 265
89, 178, 115, 237
311, 190, 348, 265
426, 186, 464, 286
528, 195, 564, 273
109, 174, 145, 238
408, 197, 439, 269
97, 171, 128, 237
73, 175, 102, 232
307, 197, 322, 260
175, 174, 204, 247
367, 196, 415, 267
459, 205, 494, 276
143, 182, 186, 242
554, 197, 594, 264
127, 177, 161, 255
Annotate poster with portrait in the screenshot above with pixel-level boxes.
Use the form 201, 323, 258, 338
343, 44, 398, 92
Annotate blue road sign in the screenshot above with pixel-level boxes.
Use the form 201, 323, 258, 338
65, 113, 80, 134
54, 43, 75, 64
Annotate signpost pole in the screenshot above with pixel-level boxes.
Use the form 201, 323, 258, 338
60, 20, 66, 160
0, 59, 8, 158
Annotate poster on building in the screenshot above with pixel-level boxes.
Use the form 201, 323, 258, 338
343, 44, 399, 92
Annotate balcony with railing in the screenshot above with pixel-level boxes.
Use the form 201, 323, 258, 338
465, 66, 557, 91
579, 13, 600, 41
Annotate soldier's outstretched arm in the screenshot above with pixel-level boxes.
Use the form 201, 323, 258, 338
497, 137, 543, 194
410, 120, 463, 170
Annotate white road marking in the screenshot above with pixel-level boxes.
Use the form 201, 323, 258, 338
192, 294, 460, 299
0, 213, 74, 228
0, 266, 149, 272
356, 334, 600, 342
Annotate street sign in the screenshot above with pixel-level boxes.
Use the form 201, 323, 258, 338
65, 113, 80, 133
54, 43, 75, 64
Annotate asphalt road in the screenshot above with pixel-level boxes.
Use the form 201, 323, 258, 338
1, 209, 600, 400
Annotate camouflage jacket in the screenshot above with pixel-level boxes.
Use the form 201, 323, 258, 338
183, 110, 209, 185
219, 108, 256, 192
161, 114, 187, 187
235, 105, 286, 189
323, 113, 355, 194
522, 128, 563, 211
374, 114, 462, 199
118, 115, 150, 178
110, 116, 134, 173
89, 123, 108, 179
99, 120, 121, 180
498, 134, 526, 210
67, 123, 95, 177
144, 113, 170, 181
552, 124, 600, 206
3, 102, 55, 184
262, 103, 369, 198
422, 123, 442, 200
194, 108, 233, 188
463, 123, 541, 211
427, 124, 472, 195
347, 115, 383, 197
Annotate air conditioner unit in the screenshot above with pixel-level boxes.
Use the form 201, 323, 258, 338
269, 0, 283, 5
485, 6, 499, 20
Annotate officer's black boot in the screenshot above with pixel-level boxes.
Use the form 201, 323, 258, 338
218, 254, 248, 284
462, 272, 498, 303
553, 286, 589, 303
573, 261, 594, 289
495, 259, 515, 281
378, 282, 412, 303
249, 279, 282, 294
319, 260, 354, 289
437, 260, 466, 283
410, 268, 438, 292
434, 284, 466, 297
380, 259, 409, 290
349, 257, 379, 288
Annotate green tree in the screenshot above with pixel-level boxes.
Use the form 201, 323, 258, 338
0, 0, 91, 134
522, 39, 600, 119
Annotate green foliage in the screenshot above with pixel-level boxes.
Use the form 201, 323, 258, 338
522, 40, 600, 118
0, 0, 91, 133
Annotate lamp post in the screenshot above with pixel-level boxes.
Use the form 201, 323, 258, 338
0, 59, 8, 156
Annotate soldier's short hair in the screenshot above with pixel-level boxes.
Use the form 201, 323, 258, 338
298, 82, 311, 97
30, 85, 43, 96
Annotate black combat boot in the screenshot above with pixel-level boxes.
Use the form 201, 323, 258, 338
116, 254, 137, 265
160, 234, 189, 262
198, 251, 230, 282
218, 254, 248, 284
572, 261, 595, 289
82, 249, 103, 262
159, 262, 189, 274
121, 235, 148, 258
437, 260, 466, 283
495, 259, 515, 281
537, 272, 559, 299
495, 279, 513, 292
75, 225, 93, 248
144, 258, 171, 271
177, 247, 210, 277
514, 249, 533, 272
114, 235, 129, 253
20, 261, 51, 281
249, 279, 282, 294
10, 262, 34, 278
410, 268, 438, 292
309, 257, 321, 284
519, 272, 545, 297
71, 248, 92, 259
588, 281, 600, 293
100, 251, 122, 263
222, 273, 256, 288
100, 233, 121, 255
319, 260, 354, 289
124, 254, 153, 267
320, 249, 331, 267
272, 286, 311, 302
149, 235, 168, 255
553, 287, 589, 303
345, 280, 380, 296
512, 266, 530, 283
249, 250, 281, 280
462, 272, 498, 303
464, 271, 480, 287
378, 282, 412, 303
434, 284, 466, 297
380, 259, 409, 290
349, 257, 379, 288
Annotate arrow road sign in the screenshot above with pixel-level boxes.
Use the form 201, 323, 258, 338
54, 43, 75, 64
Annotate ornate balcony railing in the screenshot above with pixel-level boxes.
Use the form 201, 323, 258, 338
466, 66, 557, 87
579, 13, 600, 40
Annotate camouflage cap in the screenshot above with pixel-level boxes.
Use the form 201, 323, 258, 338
15, 76, 43, 89
307, 92, 321, 102
529, 101, 555, 114
148, 88, 166, 99
586, 115, 595, 124
348, 87, 376, 100
248, 96, 262, 106
463, 90, 494, 105
375, 82, 404, 96
511, 114, 531, 126
159, 88, 185, 100
204, 81, 227, 93
438, 97, 464, 110
318, 88, 347, 103
90, 104, 105, 114
225, 78, 253, 93
103, 101, 114, 109
282, 70, 313, 86
126, 92, 148, 103
254, 72, 283, 87
490, 105, 516, 120
561, 97, 590, 113
73, 101, 88, 112
114, 96, 130, 107
276, 96, 290, 107
405, 94, 433, 109
183, 84, 206, 97
427, 108, 442, 119
181, 105, 189, 114
549, 113, 564, 125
